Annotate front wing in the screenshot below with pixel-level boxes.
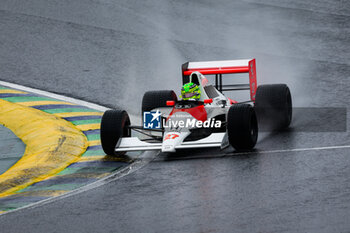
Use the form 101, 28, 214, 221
115, 132, 228, 152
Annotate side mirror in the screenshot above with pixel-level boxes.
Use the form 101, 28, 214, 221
166, 100, 175, 106
204, 99, 213, 104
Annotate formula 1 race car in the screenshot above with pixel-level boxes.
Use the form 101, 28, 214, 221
100, 59, 292, 155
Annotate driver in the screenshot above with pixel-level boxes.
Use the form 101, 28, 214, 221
180, 82, 201, 100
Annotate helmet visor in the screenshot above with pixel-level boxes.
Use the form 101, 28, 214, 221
184, 92, 196, 98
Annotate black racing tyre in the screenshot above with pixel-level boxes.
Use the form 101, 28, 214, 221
100, 110, 131, 156
142, 90, 178, 113
227, 104, 258, 151
255, 84, 292, 131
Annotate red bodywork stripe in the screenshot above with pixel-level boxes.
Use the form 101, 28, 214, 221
183, 66, 249, 75
167, 105, 207, 122
248, 59, 257, 101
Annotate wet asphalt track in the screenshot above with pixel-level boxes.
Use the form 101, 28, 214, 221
0, 0, 350, 232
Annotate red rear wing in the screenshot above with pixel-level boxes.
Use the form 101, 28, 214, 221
182, 59, 257, 101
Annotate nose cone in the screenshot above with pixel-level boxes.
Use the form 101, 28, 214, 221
161, 132, 190, 153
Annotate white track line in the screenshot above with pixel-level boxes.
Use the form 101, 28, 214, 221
0, 80, 139, 123
230, 144, 350, 156
162, 145, 350, 161
0, 81, 109, 111
0, 151, 158, 217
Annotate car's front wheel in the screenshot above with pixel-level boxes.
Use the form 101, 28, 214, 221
100, 110, 131, 156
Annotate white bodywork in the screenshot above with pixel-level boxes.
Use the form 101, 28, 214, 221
115, 71, 234, 153
116, 132, 227, 152
187, 59, 251, 69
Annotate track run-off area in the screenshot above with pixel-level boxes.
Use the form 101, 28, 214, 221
0, 81, 145, 214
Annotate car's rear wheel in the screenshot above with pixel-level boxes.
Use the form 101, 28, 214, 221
255, 84, 292, 131
100, 110, 131, 156
142, 90, 178, 113
227, 104, 258, 151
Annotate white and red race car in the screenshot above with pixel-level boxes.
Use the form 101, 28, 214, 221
100, 59, 292, 155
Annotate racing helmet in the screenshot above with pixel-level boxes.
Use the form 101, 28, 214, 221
180, 82, 201, 100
